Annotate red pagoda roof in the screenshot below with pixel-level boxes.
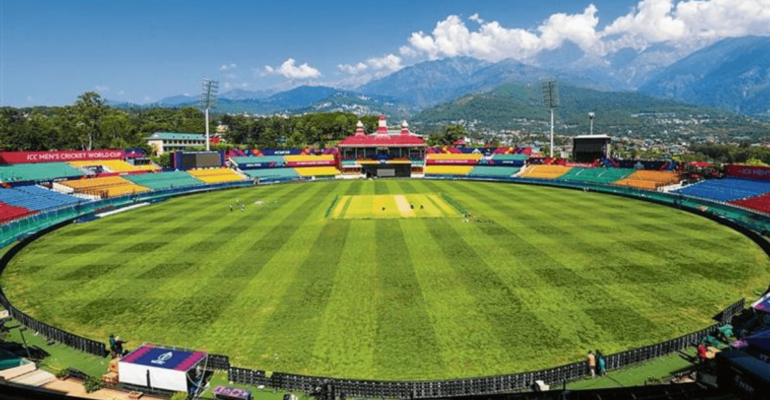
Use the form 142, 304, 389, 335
338, 134, 426, 147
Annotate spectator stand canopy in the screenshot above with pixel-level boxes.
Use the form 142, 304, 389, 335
752, 292, 770, 313
119, 345, 208, 394
337, 116, 426, 178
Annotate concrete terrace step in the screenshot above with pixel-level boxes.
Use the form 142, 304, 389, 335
11, 369, 57, 387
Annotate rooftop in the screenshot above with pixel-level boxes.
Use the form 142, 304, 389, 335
147, 132, 206, 141
573, 135, 612, 140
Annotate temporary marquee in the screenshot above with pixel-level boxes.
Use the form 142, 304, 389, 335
119, 345, 208, 392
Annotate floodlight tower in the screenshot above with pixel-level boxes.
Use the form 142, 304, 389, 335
541, 80, 560, 158
200, 78, 219, 151
588, 112, 595, 135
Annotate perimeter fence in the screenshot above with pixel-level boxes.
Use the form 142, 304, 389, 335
224, 299, 744, 399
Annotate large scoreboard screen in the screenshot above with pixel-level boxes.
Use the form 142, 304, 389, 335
572, 136, 610, 163
173, 151, 223, 170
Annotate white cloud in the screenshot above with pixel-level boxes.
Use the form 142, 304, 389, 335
264, 58, 322, 79
223, 82, 250, 90
538, 4, 601, 54
339, 53, 403, 76
220, 63, 237, 71
401, 14, 545, 61
469, 13, 484, 24
603, 0, 770, 51
338, 62, 368, 74
367, 54, 403, 71
25, 95, 34, 103
117, 90, 125, 96
395, 0, 770, 63
95, 85, 110, 92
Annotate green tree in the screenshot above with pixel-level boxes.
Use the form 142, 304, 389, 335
73, 91, 108, 150
427, 124, 467, 146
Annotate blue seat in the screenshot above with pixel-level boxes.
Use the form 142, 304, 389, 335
674, 178, 770, 202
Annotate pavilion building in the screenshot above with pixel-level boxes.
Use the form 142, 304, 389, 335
337, 116, 426, 178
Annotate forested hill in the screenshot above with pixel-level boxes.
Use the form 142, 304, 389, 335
411, 83, 770, 140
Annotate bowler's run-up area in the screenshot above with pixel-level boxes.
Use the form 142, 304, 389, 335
2, 180, 769, 380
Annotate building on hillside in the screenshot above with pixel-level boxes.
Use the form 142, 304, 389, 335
147, 132, 207, 155
337, 116, 426, 178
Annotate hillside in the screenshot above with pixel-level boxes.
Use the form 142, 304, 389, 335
152, 85, 415, 119
412, 83, 770, 141
640, 36, 770, 119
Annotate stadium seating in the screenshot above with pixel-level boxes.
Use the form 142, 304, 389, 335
187, 168, 245, 184
674, 178, 770, 202
68, 159, 158, 173
0, 201, 35, 223
490, 154, 529, 162
124, 171, 205, 190
0, 163, 85, 183
424, 165, 474, 176
614, 170, 679, 190
284, 155, 335, 163
426, 154, 482, 163
518, 165, 572, 180
557, 168, 635, 184
60, 176, 150, 198
244, 168, 299, 180
467, 166, 520, 177
731, 193, 770, 215
293, 167, 339, 177
231, 156, 286, 167
2, 185, 83, 210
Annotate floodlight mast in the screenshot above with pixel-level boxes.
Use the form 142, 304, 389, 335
200, 79, 219, 151
541, 80, 560, 158
588, 112, 595, 136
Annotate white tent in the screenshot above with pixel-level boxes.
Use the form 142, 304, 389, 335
119, 345, 207, 392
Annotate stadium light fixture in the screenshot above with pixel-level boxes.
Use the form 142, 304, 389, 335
200, 78, 219, 151
541, 80, 560, 158
588, 112, 595, 136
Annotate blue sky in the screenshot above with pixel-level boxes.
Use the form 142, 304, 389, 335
2, 0, 767, 106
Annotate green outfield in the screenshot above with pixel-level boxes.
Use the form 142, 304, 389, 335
2, 179, 769, 381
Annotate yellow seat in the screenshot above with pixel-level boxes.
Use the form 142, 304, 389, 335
284, 155, 335, 162
426, 154, 482, 161
518, 165, 572, 180
424, 165, 474, 175
187, 168, 244, 183
69, 160, 158, 173
294, 167, 340, 177
60, 176, 150, 198
613, 171, 679, 190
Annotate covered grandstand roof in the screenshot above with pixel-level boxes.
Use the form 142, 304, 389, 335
338, 135, 426, 147
338, 116, 426, 147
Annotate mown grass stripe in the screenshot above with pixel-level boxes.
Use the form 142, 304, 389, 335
374, 219, 444, 378
308, 219, 378, 378
250, 219, 351, 373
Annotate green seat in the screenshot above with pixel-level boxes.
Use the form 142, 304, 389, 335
468, 166, 520, 177
243, 168, 298, 180
558, 168, 636, 184
0, 163, 85, 182
124, 171, 205, 190
491, 154, 529, 162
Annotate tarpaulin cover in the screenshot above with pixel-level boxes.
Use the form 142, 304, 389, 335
121, 345, 206, 371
